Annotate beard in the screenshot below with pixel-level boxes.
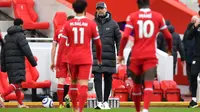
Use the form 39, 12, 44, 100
98, 12, 107, 18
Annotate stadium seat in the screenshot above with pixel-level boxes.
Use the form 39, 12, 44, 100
0, 0, 11, 7
0, 72, 24, 101
112, 79, 129, 101
12, 0, 49, 29
124, 78, 133, 98
53, 12, 67, 34
160, 80, 181, 101
113, 64, 127, 81
117, 64, 127, 80
21, 56, 51, 101
152, 81, 163, 101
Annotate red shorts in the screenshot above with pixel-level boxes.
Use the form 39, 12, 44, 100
56, 62, 69, 78
68, 64, 92, 80
129, 58, 158, 75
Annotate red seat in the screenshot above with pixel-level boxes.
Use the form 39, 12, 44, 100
0, 72, 24, 101
13, 0, 49, 29
87, 93, 96, 98
113, 64, 127, 80
112, 79, 129, 101
160, 80, 181, 101
117, 64, 127, 80
21, 56, 51, 101
0, 0, 11, 7
53, 12, 67, 34
151, 81, 163, 102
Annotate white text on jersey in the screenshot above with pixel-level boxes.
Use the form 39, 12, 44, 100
139, 13, 152, 18
70, 22, 88, 27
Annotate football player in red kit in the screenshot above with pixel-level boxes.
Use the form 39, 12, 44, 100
118, 0, 172, 112
57, 0, 102, 112
50, 16, 74, 108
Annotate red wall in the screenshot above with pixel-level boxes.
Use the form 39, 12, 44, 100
67, 0, 197, 34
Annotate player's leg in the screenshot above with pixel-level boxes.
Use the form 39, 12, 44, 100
56, 63, 68, 108
64, 76, 71, 108
0, 83, 20, 108
68, 64, 79, 111
188, 60, 200, 108
142, 59, 157, 112
57, 78, 65, 108
15, 83, 28, 108
94, 72, 103, 109
103, 72, 112, 109
129, 61, 143, 112
77, 64, 92, 112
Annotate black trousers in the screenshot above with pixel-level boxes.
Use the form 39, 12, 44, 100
94, 72, 112, 102
190, 60, 200, 97
186, 63, 192, 92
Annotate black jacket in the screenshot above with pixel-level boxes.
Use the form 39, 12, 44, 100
157, 32, 167, 52
168, 25, 185, 63
92, 12, 121, 74
182, 23, 195, 64
1, 26, 37, 84
187, 23, 200, 61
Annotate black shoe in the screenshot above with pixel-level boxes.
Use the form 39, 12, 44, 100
188, 100, 198, 108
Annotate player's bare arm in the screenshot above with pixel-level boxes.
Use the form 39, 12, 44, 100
50, 42, 57, 72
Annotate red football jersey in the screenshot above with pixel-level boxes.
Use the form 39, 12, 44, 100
119, 8, 172, 59
53, 27, 64, 44
61, 16, 100, 64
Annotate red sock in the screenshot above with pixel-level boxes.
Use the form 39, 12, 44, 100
132, 83, 142, 112
143, 81, 153, 110
69, 84, 78, 110
78, 85, 88, 112
15, 89, 23, 105
57, 84, 64, 105
3, 84, 19, 98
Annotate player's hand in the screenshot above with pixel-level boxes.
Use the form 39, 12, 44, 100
98, 61, 102, 67
195, 19, 200, 27
167, 50, 172, 56
117, 56, 124, 64
181, 61, 185, 66
50, 64, 56, 72
56, 67, 60, 72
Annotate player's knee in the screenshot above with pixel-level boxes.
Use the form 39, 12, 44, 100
71, 79, 78, 84
58, 78, 65, 84
144, 67, 156, 81
134, 76, 143, 84
78, 80, 88, 86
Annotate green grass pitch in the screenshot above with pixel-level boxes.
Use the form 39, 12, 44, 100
0, 108, 199, 112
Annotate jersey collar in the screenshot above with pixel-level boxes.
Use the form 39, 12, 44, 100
139, 8, 151, 13
74, 16, 86, 19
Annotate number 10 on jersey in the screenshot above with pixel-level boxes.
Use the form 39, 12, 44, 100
137, 20, 154, 38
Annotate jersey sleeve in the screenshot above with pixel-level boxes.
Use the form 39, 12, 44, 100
125, 15, 134, 30
92, 22, 100, 40
53, 30, 59, 43
118, 15, 133, 57
159, 15, 167, 31
159, 14, 172, 52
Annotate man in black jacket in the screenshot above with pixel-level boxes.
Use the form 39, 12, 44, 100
167, 25, 185, 75
157, 20, 171, 53
187, 16, 200, 108
182, 16, 197, 94
0, 18, 37, 108
92, 2, 121, 110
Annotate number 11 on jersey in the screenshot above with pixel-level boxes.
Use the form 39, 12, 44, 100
65, 27, 85, 46
73, 27, 84, 44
